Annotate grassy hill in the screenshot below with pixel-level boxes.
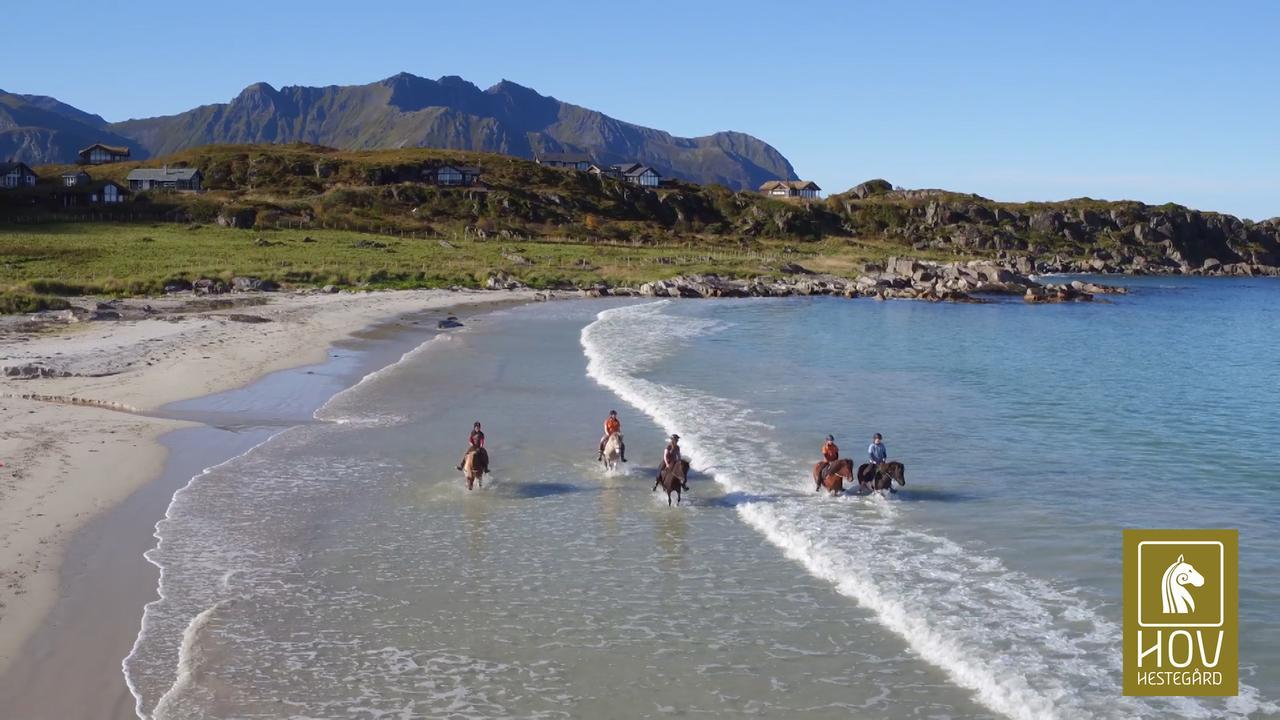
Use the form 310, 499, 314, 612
1, 144, 1277, 309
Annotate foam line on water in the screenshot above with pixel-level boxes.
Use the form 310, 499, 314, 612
126, 327, 459, 718
123, 430, 287, 720
313, 331, 456, 425
581, 301, 1275, 720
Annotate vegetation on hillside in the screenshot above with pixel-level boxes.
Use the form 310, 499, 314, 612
1, 143, 1277, 309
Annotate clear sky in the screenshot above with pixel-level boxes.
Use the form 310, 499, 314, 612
5, 1, 1277, 219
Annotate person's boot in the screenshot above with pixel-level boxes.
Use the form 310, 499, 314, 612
621, 445, 628, 462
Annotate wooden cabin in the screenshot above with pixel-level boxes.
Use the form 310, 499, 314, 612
759, 180, 821, 200
62, 170, 92, 187
426, 165, 482, 187
127, 166, 203, 192
612, 163, 661, 187
0, 162, 37, 189
78, 143, 131, 165
60, 179, 130, 207
535, 152, 593, 171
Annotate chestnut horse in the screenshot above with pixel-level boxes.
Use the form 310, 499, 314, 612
654, 459, 691, 506
462, 447, 489, 490
856, 461, 906, 492
813, 458, 856, 494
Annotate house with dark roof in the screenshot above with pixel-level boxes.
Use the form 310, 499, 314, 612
60, 179, 130, 207
535, 152, 594, 171
62, 170, 92, 187
759, 180, 821, 200
0, 162, 37, 189
612, 163, 662, 188
79, 143, 131, 165
127, 166, 203, 192
425, 165, 482, 187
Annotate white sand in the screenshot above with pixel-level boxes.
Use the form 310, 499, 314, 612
0, 288, 535, 674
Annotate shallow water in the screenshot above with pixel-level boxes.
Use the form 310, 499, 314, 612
127, 278, 1280, 719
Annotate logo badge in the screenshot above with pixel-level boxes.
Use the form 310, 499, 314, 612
1123, 529, 1237, 696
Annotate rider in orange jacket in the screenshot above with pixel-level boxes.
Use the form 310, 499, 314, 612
819, 434, 839, 482
597, 410, 627, 462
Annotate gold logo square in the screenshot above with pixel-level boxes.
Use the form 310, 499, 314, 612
1123, 529, 1238, 697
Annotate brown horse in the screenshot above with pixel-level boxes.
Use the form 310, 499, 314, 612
462, 447, 489, 490
857, 461, 906, 492
813, 458, 856, 494
654, 459, 691, 506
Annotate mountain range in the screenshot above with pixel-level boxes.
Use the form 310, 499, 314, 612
0, 74, 796, 190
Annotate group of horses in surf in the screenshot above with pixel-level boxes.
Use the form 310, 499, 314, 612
606, 431, 904, 505
460, 431, 904, 503
812, 458, 906, 495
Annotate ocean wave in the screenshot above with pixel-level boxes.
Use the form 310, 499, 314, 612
581, 301, 1276, 720
313, 331, 456, 425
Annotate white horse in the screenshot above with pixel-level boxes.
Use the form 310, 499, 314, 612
1161, 554, 1205, 614
602, 433, 624, 471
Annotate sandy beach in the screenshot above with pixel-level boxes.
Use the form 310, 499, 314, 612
0, 288, 535, 702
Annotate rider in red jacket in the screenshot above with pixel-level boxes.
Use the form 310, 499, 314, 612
597, 410, 627, 462
819, 434, 839, 482
457, 422, 486, 471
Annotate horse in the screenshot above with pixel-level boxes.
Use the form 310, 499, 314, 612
462, 447, 489, 490
654, 459, 691, 506
812, 458, 856, 494
602, 433, 624, 471
1161, 554, 1204, 614
856, 461, 906, 493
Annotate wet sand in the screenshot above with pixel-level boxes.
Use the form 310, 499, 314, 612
0, 290, 535, 719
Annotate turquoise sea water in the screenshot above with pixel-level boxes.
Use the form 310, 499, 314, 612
126, 277, 1279, 719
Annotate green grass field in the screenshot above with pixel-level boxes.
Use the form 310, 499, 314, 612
0, 222, 949, 303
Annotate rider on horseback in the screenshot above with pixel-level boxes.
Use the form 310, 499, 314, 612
819, 434, 839, 482
597, 410, 627, 462
456, 422, 486, 471
661, 434, 688, 490
868, 433, 887, 465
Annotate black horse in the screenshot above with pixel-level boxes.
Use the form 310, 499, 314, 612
856, 461, 906, 492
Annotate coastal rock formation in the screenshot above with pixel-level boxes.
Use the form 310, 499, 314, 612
485, 272, 528, 290
635, 259, 1126, 304
830, 181, 1280, 278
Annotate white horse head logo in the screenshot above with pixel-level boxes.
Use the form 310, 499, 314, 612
1160, 554, 1205, 614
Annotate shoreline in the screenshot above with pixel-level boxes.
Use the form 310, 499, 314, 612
0, 288, 536, 717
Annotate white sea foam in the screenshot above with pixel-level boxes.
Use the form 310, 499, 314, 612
123, 431, 286, 720
581, 301, 1277, 720
313, 331, 456, 425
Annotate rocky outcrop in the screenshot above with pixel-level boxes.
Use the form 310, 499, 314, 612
832, 181, 1280, 277
485, 271, 528, 290
634, 259, 1125, 304
231, 276, 280, 292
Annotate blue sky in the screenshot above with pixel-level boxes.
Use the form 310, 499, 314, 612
5, 1, 1277, 218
